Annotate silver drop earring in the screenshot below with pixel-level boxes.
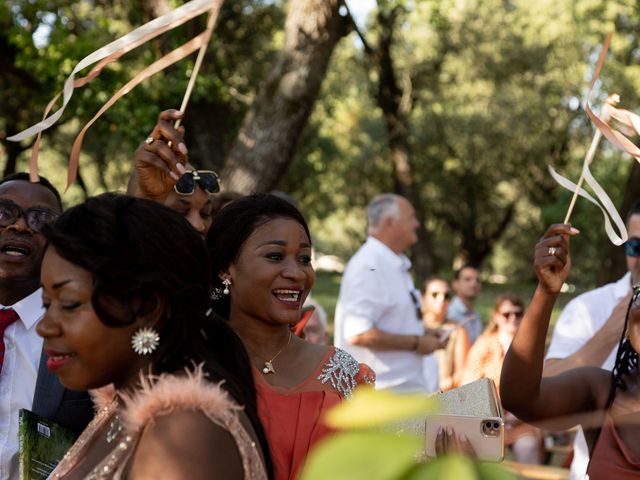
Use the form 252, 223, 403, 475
131, 327, 160, 355
222, 278, 231, 295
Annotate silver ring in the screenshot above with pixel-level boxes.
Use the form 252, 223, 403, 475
145, 136, 155, 145
548, 247, 557, 256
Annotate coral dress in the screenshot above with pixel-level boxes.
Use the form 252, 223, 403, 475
587, 414, 640, 479
255, 347, 375, 480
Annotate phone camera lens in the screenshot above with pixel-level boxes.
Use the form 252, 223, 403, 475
492, 421, 500, 429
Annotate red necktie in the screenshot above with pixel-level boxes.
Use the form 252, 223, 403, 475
0, 308, 19, 374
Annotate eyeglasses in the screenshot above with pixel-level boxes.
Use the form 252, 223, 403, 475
624, 238, 640, 257
0, 200, 58, 232
174, 170, 220, 196
430, 291, 452, 301
499, 310, 523, 320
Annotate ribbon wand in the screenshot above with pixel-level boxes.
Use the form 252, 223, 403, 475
563, 94, 619, 224
169, 5, 219, 144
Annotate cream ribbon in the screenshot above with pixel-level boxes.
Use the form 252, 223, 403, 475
549, 32, 633, 245
7, 0, 222, 187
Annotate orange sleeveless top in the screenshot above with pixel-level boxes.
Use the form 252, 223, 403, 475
254, 347, 375, 480
587, 414, 640, 479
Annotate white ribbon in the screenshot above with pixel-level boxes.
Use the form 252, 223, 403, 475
548, 164, 627, 245
7, 0, 216, 143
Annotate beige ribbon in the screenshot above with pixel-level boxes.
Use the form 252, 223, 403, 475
7, 0, 223, 187
549, 32, 631, 245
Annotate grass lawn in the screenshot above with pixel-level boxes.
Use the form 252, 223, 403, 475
312, 271, 586, 343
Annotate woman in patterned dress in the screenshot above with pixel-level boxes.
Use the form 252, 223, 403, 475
207, 193, 375, 480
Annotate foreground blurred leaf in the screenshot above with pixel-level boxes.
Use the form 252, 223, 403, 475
299, 431, 422, 480
406, 455, 516, 480
323, 386, 439, 429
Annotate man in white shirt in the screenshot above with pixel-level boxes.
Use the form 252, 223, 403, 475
543, 201, 640, 479
0, 173, 93, 479
447, 265, 484, 343
334, 194, 446, 392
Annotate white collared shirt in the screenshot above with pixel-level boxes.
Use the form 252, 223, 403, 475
0, 288, 45, 480
334, 237, 427, 392
545, 272, 630, 480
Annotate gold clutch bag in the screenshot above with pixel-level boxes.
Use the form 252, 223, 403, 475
432, 378, 502, 417
391, 378, 502, 438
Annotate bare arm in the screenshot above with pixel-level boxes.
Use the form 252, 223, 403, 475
500, 224, 604, 430
349, 326, 446, 355
544, 292, 631, 376
128, 410, 245, 480
452, 326, 471, 387
130, 109, 188, 201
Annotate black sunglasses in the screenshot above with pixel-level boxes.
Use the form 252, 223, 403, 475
624, 238, 640, 258
410, 289, 423, 320
174, 170, 220, 196
0, 200, 58, 232
633, 285, 640, 309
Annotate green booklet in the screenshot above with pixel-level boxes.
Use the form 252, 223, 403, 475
19, 409, 77, 480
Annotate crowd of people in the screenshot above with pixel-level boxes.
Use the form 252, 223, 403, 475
0, 109, 638, 479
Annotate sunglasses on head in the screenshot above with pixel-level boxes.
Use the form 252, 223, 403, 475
174, 170, 220, 196
624, 238, 640, 257
0, 200, 58, 232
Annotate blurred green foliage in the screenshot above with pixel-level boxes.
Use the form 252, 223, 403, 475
1, 0, 639, 287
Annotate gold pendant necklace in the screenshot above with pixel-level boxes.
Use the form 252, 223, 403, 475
261, 331, 292, 375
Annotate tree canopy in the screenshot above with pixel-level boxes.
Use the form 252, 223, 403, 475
1, 0, 639, 286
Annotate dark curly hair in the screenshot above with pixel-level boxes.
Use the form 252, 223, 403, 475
610, 292, 639, 395
206, 193, 311, 319
42, 193, 272, 477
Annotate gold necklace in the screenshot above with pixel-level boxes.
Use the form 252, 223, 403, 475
259, 331, 292, 375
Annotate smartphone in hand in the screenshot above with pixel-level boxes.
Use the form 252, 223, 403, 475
424, 414, 504, 462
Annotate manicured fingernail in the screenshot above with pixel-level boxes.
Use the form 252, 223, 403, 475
447, 426, 453, 436
178, 142, 188, 155
169, 171, 179, 181
570, 227, 580, 234
459, 433, 468, 441
437, 427, 443, 435
176, 163, 187, 174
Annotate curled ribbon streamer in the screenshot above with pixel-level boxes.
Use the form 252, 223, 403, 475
66, 4, 222, 189
67, 32, 209, 188
549, 32, 629, 245
548, 165, 626, 245
7, 0, 217, 144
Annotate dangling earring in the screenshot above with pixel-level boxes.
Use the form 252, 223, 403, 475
131, 327, 160, 355
222, 277, 231, 295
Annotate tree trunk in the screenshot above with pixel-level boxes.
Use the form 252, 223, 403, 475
221, 0, 351, 193
371, 6, 436, 282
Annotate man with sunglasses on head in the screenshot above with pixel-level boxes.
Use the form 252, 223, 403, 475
128, 109, 220, 239
0, 173, 93, 479
542, 200, 640, 479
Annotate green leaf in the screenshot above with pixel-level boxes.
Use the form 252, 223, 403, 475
323, 386, 439, 429
299, 431, 423, 480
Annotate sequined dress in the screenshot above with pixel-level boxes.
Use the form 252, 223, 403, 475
255, 347, 375, 480
48, 366, 267, 479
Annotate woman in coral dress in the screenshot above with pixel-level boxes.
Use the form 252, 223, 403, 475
208, 194, 375, 480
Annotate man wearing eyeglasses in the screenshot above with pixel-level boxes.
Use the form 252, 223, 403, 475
542, 200, 640, 479
0, 174, 93, 479
334, 193, 447, 393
